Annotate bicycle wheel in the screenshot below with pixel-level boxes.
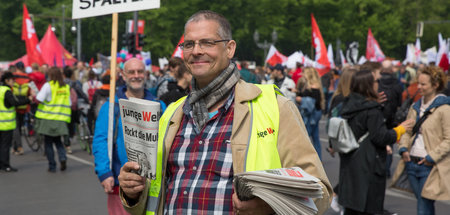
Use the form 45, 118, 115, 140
27, 132, 41, 152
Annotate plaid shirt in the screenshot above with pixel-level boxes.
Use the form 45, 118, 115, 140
165, 92, 235, 214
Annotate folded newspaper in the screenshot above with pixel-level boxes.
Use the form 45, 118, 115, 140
234, 167, 323, 215
119, 98, 160, 180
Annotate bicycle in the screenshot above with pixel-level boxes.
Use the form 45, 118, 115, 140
23, 112, 44, 152
77, 107, 93, 155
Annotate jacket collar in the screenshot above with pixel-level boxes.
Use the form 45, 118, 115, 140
412, 94, 450, 114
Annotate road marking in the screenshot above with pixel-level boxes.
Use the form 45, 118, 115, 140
67, 154, 95, 167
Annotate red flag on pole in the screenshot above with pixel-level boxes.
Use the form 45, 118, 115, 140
22, 4, 44, 65
265, 45, 287, 66
365, 28, 385, 62
172, 35, 184, 59
311, 14, 330, 76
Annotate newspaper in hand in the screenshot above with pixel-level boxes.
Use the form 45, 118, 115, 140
119, 98, 160, 180
234, 167, 323, 215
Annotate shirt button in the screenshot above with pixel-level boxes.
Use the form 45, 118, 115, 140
193, 166, 197, 171
199, 140, 203, 145
183, 191, 187, 195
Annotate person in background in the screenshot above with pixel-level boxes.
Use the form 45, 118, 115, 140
0, 72, 33, 172
159, 59, 192, 105
118, 10, 332, 215
254, 66, 267, 84
326, 66, 357, 214
154, 58, 178, 98
296, 67, 326, 159
88, 74, 110, 133
92, 58, 166, 215
291, 62, 303, 85
395, 65, 412, 90
29, 63, 46, 91
239, 61, 259, 84
35, 67, 71, 173
392, 66, 450, 215
267, 63, 296, 102
338, 70, 413, 214
83, 70, 102, 104
12, 61, 32, 155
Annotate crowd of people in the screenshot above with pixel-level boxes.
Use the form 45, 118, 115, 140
1, 9, 449, 215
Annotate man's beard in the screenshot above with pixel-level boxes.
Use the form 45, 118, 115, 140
126, 78, 145, 92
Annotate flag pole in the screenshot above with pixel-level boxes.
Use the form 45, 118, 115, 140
107, 13, 118, 169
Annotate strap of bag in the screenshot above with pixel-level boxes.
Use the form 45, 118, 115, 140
411, 110, 431, 136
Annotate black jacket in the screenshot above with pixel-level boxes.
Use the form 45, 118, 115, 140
337, 93, 397, 213
159, 82, 189, 106
378, 72, 403, 128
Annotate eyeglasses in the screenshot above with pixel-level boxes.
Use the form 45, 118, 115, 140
125, 69, 145, 75
179, 39, 230, 52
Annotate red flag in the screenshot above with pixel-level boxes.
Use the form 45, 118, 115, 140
311, 14, 330, 76
89, 57, 94, 67
22, 4, 44, 65
365, 28, 385, 62
438, 52, 449, 72
172, 35, 184, 59
265, 45, 287, 66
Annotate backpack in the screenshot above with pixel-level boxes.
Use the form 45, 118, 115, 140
327, 104, 369, 153
87, 81, 97, 102
393, 90, 419, 126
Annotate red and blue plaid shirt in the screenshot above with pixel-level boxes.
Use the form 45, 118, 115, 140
165, 93, 235, 214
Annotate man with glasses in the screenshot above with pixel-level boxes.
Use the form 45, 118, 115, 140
92, 58, 166, 215
119, 11, 332, 215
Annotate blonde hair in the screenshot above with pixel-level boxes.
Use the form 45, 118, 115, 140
332, 67, 357, 99
298, 67, 325, 110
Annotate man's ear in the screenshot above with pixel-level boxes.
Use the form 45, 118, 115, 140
226, 40, 237, 59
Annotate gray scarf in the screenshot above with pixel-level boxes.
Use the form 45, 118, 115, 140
189, 62, 240, 129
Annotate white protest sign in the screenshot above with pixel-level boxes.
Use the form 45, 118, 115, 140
72, 0, 160, 19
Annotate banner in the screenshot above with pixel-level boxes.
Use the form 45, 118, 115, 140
22, 4, 44, 65
365, 28, 385, 62
311, 14, 330, 76
72, 0, 160, 19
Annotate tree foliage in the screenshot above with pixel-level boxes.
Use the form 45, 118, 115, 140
1, 0, 449, 65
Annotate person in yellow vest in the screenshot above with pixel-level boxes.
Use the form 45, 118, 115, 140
0, 72, 33, 172
12, 62, 32, 155
35, 67, 71, 173
118, 10, 332, 215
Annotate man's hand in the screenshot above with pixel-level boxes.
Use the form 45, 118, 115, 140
232, 193, 274, 215
118, 162, 146, 200
101, 176, 115, 193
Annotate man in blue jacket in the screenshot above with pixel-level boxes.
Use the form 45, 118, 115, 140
93, 58, 166, 215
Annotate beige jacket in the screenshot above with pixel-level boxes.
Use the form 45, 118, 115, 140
122, 80, 332, 214
391, 103, 450, 200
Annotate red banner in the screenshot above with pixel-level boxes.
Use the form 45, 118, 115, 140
22, 4, 44, 65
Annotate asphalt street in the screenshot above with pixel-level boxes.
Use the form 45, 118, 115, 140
1, 118, 449, 214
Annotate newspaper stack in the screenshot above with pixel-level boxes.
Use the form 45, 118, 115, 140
234, 167, 323, 215
119, 98, 160, 180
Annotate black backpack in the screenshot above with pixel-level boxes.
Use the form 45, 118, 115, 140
394, 90, 419, 125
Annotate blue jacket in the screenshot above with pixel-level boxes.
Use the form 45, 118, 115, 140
93, 85, 166, 185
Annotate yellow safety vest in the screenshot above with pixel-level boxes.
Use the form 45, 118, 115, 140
12, 82, 29, 110
35, 81, 71, 123
0, 86, 16, 131
146, 84, 281, 214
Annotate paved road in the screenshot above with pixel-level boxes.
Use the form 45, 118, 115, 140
1, 119, 449, 214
